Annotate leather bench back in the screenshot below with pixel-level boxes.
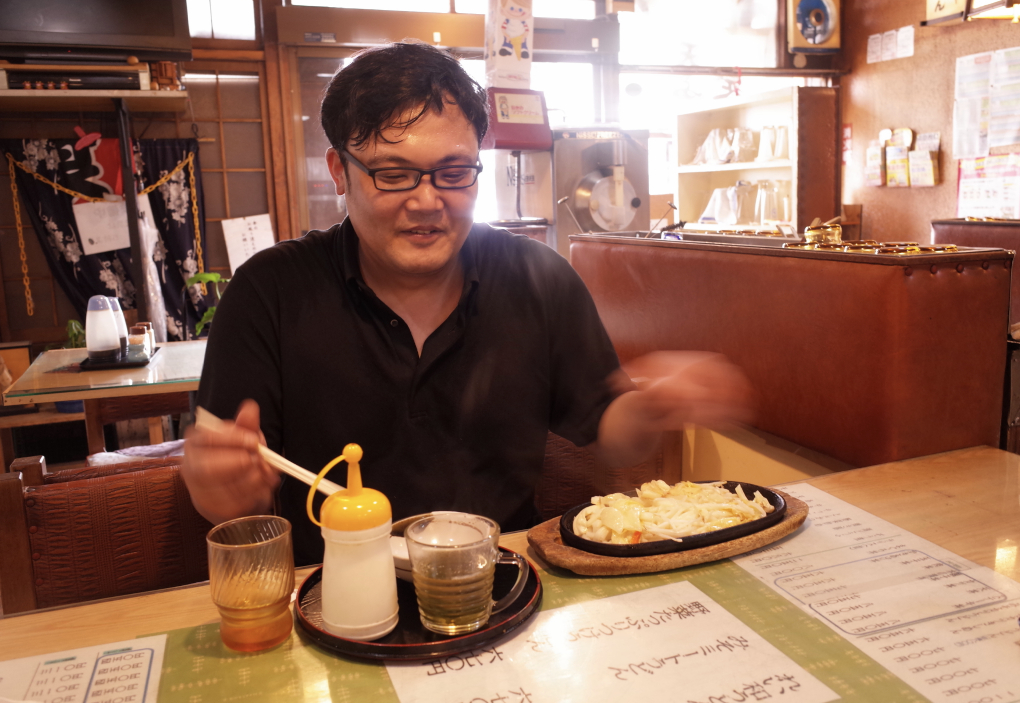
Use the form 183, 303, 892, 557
24, 465, 211, 609
570, 236, 1011, 467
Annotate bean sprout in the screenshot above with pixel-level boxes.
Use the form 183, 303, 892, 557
572, 480, 775, 545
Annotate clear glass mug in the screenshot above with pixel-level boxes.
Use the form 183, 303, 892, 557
405, 513, 529, 636
207, 515, 295, 652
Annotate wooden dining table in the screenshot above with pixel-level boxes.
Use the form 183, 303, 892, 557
1, 445, 1018, 702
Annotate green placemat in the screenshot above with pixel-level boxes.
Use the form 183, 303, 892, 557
156, 561, 925, 702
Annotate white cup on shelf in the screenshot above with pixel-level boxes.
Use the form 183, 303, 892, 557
756, 127, 775, 161
774, 126, 789, 160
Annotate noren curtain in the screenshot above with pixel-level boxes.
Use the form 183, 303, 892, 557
1, 137, 209, 340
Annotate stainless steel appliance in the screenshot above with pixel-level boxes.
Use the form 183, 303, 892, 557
550, 128, 650, 258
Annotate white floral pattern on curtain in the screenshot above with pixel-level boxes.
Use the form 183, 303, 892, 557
0, 138, 209, 339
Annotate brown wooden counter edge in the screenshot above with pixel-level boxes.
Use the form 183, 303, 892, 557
526, 490, 808, 576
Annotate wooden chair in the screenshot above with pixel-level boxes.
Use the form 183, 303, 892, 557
84, 391, 192, 455
0, 455, 212, 615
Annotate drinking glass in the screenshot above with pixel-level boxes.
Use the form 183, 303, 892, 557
207, 516, 295, 652
405, 513, 529, 636
755, 180, 779, 225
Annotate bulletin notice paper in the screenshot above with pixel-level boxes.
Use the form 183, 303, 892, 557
221, 213, 275, 274
386, 582, 838, 703
990, 47, 1020, 148
957, 153, 1020, 218
732, 485, 1020, 703
0, 635, 165, 703
73, 199, 131, 256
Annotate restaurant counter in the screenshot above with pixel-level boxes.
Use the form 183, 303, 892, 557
570, 235, 1012, 468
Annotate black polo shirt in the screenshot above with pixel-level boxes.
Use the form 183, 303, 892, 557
198, 219, 620, 565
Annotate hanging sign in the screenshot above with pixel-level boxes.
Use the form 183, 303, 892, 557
73, 195, 130, 256
221, 213, 275, 273
926, 0, 966, 24
485, 0, 533, 89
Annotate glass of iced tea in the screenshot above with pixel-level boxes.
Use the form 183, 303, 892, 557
207, 515, 295, 652
405, 513, 529, 636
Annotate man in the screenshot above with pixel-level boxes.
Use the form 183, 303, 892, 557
183, 41, 750, 566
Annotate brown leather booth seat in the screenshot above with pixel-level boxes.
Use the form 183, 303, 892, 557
569, 235, 1011, 468
0, 457, 211, 614
932, 219, 1020, 329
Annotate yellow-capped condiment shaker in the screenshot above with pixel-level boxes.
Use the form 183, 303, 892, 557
306, 444, 398, 640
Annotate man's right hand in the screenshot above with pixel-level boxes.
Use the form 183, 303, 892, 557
182, 399, 280, 525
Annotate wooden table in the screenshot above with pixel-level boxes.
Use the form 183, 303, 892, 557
0, 340, 205, 462
2, 444, 1017, 663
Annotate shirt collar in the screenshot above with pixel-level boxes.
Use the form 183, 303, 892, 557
336, 217, 479, 305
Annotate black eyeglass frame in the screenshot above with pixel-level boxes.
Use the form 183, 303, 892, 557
341, 149, 484, 192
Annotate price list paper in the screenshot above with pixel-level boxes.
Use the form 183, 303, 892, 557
732, 485, 1020, 703
0, 635, 165, 703
386, 581, 838, 703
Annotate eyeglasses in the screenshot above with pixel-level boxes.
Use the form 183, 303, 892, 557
342, 149, 483, 192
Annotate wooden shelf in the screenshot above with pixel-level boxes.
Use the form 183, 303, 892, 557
0, 90, 188, 113
677, 159, 793, 174
675, 86, 839, 234
0, 404, 84, 430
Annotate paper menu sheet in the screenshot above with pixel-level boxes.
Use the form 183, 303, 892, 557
386, 581, 838, 703
732, 485, 1020, 703
0, 635, 165, 703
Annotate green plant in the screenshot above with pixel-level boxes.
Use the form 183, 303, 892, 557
185, 272, 230, 336
64, 319, 86, 348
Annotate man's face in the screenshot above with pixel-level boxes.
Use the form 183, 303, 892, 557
326, 104, 479, 282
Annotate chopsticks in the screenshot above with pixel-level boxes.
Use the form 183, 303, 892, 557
194, 407, 343, 496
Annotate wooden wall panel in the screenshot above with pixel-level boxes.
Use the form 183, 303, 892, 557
840, 2, 1020, 242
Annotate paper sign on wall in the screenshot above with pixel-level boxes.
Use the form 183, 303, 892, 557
957, 153, 1020, 218
493, 92, 545, 124
485, 0, 533, 89
221, 213, 275, 273
73, 197, 130, 256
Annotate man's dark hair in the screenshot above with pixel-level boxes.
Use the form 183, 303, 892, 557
320, 41, 489, 155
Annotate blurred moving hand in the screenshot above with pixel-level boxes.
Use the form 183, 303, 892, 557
598, 351, 754, 466
182, 399, 279, 525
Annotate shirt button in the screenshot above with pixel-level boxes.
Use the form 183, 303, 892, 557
390, 319, 399, 327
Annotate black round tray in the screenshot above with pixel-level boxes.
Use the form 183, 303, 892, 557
295, 547, 542, 661
559, 481, 787, 558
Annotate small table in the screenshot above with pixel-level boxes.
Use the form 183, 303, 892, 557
1, 340, 205, 465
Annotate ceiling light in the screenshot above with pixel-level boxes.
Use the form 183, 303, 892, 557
967, 0, 1020, 21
